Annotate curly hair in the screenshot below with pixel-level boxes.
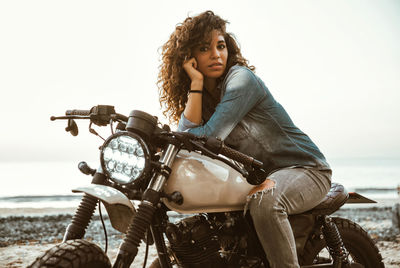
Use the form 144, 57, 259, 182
157, 10, 255, 124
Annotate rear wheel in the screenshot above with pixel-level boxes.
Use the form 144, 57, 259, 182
28, 239, 111, 268
300, 217, 385, 268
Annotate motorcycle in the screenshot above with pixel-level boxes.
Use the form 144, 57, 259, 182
30, 105, 384, 268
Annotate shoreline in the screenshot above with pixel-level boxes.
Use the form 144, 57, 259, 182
0, 207, 77, 217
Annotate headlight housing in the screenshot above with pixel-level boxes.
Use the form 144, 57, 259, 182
100, 132, 150, 184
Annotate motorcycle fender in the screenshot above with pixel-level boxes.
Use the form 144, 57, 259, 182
72, 185, 136, 234
346, 192, 377, 203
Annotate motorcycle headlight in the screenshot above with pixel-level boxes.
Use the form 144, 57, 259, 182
100, 132, 150, 184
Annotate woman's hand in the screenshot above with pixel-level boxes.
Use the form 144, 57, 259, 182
182, 57, 203, 125
183, 57, 203, 83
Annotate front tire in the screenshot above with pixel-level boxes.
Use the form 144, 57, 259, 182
300, 217, 385, 268
29, 239, 111, 268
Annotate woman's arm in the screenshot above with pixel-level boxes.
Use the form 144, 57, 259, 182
181, 58, 204, 125
183, 80, 203, 125
187, 66, 266, 139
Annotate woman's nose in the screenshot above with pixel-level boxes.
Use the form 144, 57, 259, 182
210, 47, 220, 58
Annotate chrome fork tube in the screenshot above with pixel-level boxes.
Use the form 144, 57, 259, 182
149, 144, 179, 191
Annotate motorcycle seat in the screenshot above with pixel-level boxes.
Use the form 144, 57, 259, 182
307, 182, 349, 215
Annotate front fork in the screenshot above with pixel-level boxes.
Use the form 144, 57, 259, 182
62, 171, 108, 242
113, 144, 179, 268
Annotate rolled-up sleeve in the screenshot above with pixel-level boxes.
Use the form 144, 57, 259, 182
177, 112, 200, 132
186, 66, 266, 139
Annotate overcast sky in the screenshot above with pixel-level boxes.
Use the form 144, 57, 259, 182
0, 0, 399, 163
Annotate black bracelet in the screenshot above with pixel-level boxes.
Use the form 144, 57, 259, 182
188, 90, 203, 94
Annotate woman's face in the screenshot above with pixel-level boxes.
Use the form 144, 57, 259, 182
193, 30, 228, 80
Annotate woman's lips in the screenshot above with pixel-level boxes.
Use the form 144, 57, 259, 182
208, 63, 223, 70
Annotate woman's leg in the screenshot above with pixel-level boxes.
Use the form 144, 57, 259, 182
248, 167, 331, 268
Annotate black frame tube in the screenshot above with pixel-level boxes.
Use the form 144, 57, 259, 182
150, 215, 173, 268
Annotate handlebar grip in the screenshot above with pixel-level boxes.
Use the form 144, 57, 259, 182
220, 144, 257, 167
66, 109, 91, 116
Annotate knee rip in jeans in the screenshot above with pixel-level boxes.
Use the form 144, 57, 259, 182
243, 179, 276, 216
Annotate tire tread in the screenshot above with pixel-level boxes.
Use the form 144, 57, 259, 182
28, 239, 110, 268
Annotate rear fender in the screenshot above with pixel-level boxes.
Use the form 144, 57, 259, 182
72, 185, 135, 233
346, 192, 377, 203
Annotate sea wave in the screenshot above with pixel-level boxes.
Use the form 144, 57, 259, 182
0, 195, 83, 208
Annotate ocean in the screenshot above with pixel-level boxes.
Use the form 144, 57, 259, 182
0, 158, 399, 209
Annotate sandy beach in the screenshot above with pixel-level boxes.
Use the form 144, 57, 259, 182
0, 210, 160, 268
1, 203, 399, 267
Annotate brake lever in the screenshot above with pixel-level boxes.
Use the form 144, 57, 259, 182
51, 115, 89, 136
50, 115, 90, 121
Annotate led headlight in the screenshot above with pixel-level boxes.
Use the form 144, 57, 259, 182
100, 132, 150, 184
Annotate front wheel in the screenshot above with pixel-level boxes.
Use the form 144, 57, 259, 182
29, 239, 111, 268
300, 217, 385, 268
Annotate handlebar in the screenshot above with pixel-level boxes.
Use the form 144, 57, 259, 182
52, 105, 267, 183
57, 106, 262, 170
212, 139, 267, 184
66, 109, 91, 116
203, 136, 263, 169
220, 143, 263, 169
171, 132, 264, 178
52, 105, 128, 125
192, 135, 267, 184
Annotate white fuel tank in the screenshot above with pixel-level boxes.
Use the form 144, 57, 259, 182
163, 150, 254, 213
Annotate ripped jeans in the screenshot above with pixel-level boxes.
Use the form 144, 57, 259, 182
247, 167, 331, 268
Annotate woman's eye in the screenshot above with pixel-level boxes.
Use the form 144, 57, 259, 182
199, 47, 208, 52
217, 44, 226, 49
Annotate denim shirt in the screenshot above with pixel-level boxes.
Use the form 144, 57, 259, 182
178, 65, 330, 175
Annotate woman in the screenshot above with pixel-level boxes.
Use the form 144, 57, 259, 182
158, 11, 331, 268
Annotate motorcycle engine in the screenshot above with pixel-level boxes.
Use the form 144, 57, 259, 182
165, 215, 223, 267
165, 213, 264, 267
